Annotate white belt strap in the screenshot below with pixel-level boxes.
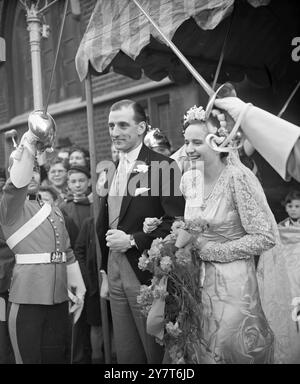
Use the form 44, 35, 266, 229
15, 252, 67, 264
6, 203, 52, 250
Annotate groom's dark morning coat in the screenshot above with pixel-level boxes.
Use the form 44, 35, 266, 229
97, 144, 185, 285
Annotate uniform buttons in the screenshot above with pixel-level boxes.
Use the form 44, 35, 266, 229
56, 233, 59, 238
50, 218, 54, 223
59, 219, 64, 223
53, 226, 57, 230
56, 249, 60, 252
57, 240, 60, 245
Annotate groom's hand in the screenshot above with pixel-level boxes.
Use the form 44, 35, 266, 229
106, 229, 131, 252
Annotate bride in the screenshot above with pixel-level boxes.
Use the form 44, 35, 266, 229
145, 104, 278, 363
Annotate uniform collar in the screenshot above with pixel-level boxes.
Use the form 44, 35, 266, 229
289, 218, 300, 226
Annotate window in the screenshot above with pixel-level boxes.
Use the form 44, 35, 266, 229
135, 94, 170, 133
150, 95, 171, 133
42, 4, 82, 104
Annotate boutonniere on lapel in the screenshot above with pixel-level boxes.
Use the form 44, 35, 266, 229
132, 164, 149, 174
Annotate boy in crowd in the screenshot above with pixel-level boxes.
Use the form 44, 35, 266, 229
280, 190, 300, 227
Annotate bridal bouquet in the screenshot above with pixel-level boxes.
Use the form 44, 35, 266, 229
137, 217, 209, 364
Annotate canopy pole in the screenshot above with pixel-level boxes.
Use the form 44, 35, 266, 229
131, 0, 214, 97
84, 73, 111, 364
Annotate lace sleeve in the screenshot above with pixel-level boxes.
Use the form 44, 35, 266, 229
199, 166, 277, 263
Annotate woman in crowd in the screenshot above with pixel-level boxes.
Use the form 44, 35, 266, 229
69, 146, 90, 169
42, 156, 69, 205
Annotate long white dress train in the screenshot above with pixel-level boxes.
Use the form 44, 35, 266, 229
257, 219, 300, 363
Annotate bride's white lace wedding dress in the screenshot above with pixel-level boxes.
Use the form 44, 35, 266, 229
180, 153, 277, 364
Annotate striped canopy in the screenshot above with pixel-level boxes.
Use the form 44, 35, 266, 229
75, 0, 299, 87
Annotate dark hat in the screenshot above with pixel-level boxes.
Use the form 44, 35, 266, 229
144, 128, 171, 149
68, 165, 90, 178
56, 136, 72, 149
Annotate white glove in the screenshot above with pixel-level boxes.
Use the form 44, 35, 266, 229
143, 217, 162, 234
67, 261, 86, 323
68, 289, 84, 324
243, 139, 255, 156
214, 97, 248, 122
9, 130, 39, 188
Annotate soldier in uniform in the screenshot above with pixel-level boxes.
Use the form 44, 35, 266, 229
0, 121, 86, 364
0, 226, 14, 364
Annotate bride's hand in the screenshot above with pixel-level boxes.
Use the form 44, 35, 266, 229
143, 217, 162, 234
194, 235, 208, 251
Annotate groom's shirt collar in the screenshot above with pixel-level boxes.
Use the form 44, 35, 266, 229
121, 142, 143, 165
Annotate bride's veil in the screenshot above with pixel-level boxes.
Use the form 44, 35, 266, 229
226, 149, 280, 244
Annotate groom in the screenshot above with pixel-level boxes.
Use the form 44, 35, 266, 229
97, 99, 185, 364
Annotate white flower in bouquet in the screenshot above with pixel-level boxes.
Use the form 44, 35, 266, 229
168, 345, 185, 364
175, 248, 192, 266
166, 321, 182, 338
137, 285, 153, 316
148, 237, 163, 261
160, 256, 173, 273
137, 285, 153, 303
138, 253, 150, 271
152, 284, 169, 299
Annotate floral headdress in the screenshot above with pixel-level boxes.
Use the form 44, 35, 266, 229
183, 105, 228, 137
183, 105, 206, 125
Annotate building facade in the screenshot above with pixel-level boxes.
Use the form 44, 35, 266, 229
0, 0, 202, 170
